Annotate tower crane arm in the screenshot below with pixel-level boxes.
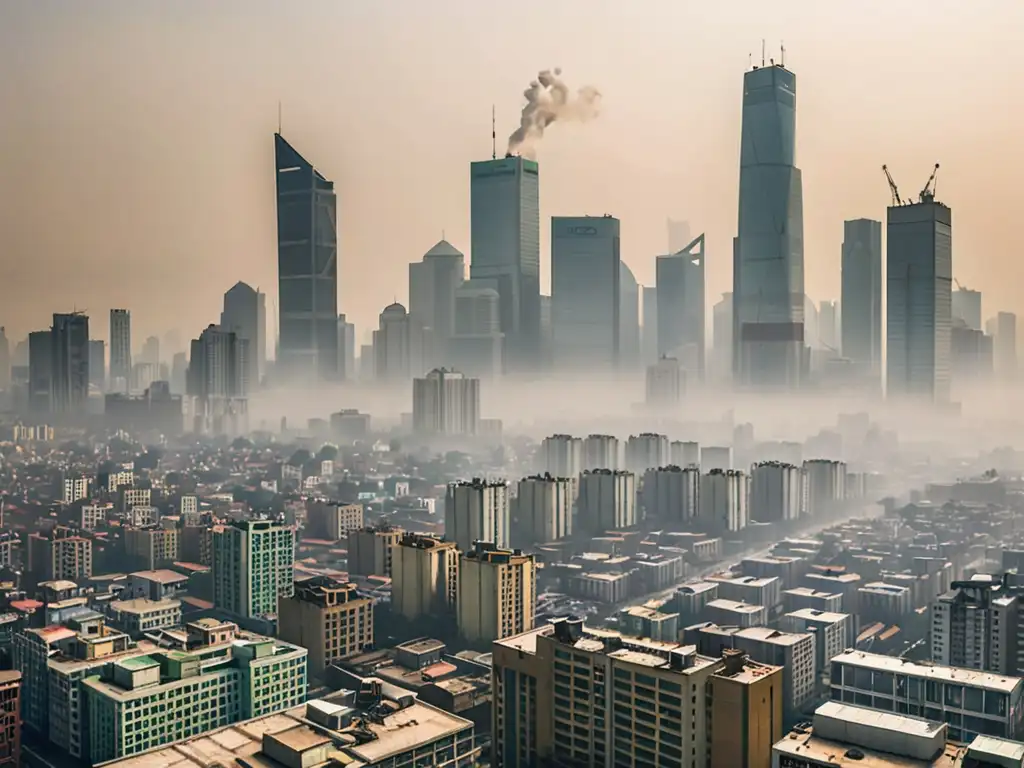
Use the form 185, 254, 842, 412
882, 165, 903, 207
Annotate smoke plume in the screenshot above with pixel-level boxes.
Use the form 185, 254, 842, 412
506, 68, 601, 159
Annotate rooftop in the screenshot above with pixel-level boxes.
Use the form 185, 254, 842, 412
707, 599, 765, 615
774, 730, 962, 767
735, 626, 810, 647
109, 598, 181, 615
786, 608, 850, 623
130, 569, 188, 585
833, 651, 1024, 693
346, 700, 471, 762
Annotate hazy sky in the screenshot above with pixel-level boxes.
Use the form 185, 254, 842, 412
2, 0, 1023, 352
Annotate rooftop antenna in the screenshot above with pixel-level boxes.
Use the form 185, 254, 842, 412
781, 41, 785, 67
491, 104, 496, 160
277, 101, 282, 134
761, 39, 765, 67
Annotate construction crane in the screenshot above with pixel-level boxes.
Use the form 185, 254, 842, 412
919, 163, 940, 203
882, 165, 903, 206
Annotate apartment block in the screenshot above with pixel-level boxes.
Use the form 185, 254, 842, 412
124, 525, 180, 570
305, 500, 364, 540
81, 503, 113, 531
708, 649, 783, 768
458, 542, 535, 645
782, 587, 844, 615
445, 479, 511, 551
391, 533, 458, 622
212, 519, 296, 619
106, 598, 182, 639
346, 525, 402, 578
781, 608, 853, 671
577, 469, 637, 533
707, 574, 782, 612
931, 579, 1017, 675
278, 576, 373, 674
0, 672, 20, 768
517, 474, 573, 544
829, 650, 1024, 742
706, 599, 767, 629
63, 475, 91, 504
83, 625, 307, 763
27, 527, 92, 581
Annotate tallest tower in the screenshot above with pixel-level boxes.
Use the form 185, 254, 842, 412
470, 156, 541, 371
275, 133, 339, 381
733, 62, 805, 388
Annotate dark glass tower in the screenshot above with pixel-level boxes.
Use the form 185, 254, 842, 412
733, 64, 805, 388
275, 133, 338, 380
841, 218, 883, 374
50, 312, 90, 416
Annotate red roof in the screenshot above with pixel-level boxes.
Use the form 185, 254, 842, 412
422, 661, 457, 680
10, 599, 43, 612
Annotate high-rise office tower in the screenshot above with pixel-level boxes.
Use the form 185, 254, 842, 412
952, 287, 982, 331
551, 215, 621, 370
412, 368, 481, 436
221, 281, 266, 387
187, 324, 249, 434
641, 285, 658, 365
990, 311, 1018, 381
409, 239, 465, 366
28, 330, 52, 414
450, 281, 504, 378
470, 156, 540, 370
841, 219, 883, 372
712, 292, 733, 382
734, 63, 805, 388
886, 191, 952, 402
337, 313, 355, 380
87, 340, 105, 391
657, 233, 706, 379
373, 302, 425, 383
819, 300, 839, 351
445, 479, 510, 552
140, 335, 160, 367
275, 133, 339, 380
212, 518, 295, 619
0, 327, 9, 391
619, 262, 640, 371
109, 309, 131, 393
50, 312, 90, 416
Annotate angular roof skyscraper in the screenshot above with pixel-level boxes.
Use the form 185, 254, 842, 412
733, 62, 805, 388
275, 133, 339, 381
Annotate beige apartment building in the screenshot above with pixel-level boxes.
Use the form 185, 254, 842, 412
457, 543, 536, 645
346, 524, 402, 577
278, 576, 373, 674
391, 533, 458, 622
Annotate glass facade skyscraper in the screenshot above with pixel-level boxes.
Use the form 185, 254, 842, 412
551, 215, 621, 371
733, 64, 805, 388
470, 156, 540, 370
841, 218, 883, 373
886, 200, 953, 402
275, 133, 338, 380
656, 233, 706, 380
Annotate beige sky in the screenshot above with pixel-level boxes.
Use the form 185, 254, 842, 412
2, 0, 1022, 353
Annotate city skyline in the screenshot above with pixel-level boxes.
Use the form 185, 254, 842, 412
2, 2, 1022, 344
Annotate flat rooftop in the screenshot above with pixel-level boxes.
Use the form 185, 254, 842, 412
786, 608, 850, 623
833, 650, 1023, 693
493, 625, 553, 655
735, 626, 809, 647
708, 599, 765, 615
345, 700, 471, 762
110, 598, 181, 615
130, 569, 188, 585
773, 731, 962, 767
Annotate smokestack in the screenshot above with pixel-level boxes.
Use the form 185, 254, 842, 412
506, 68, 601, 159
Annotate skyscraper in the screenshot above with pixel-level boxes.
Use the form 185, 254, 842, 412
952, 287, 982, 331
0, 327, 9, 391
657, 233, 706, 379
373, 302, 425, 383
990, 311, 1018, 381
551, 215, 621, 370
109, 309, 131, 393
641, 285, 658, 365
337, 313, 355, 380
733, 63, 805, 388
221, 281, 266, 388
187, 324, 249, 434
275, 133, 338, 380
470, 156, 540, 370
409, 240, 465, 366
619, 262, 640, 371
841, 219, 882, 372
28, 330, 51, 414
886, 195, 952, 402
50, 313, 90, 416
88, 339, 105, 391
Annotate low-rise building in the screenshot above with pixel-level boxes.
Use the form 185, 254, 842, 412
106, 598, 182, 639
